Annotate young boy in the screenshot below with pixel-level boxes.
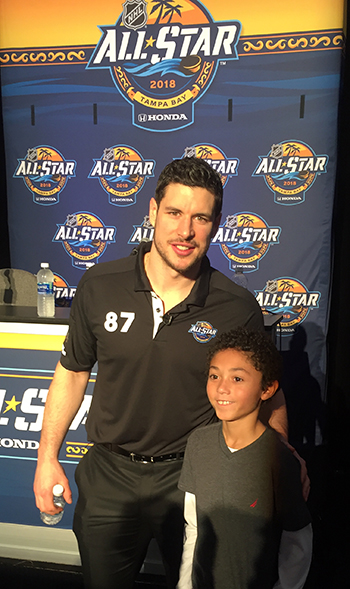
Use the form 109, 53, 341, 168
177, 327, 312, 589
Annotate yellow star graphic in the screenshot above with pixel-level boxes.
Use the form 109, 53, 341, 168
3, 395, 21, 414
145, 36, 156, 48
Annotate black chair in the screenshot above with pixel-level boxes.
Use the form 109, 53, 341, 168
0, 268, 37, 306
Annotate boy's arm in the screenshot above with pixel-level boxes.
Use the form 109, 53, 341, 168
273, 524, 313, 589
177, 492, 197, 589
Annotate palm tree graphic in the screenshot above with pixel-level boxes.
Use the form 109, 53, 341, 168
79, 215, 93, 226
38, 148, 52, 160
279, 280, 294, 292
115, 148, 130, 160
284, 143, 301, 157
197, 146, 213, 159
239, 215, 254, 227
151, 0, 182, 24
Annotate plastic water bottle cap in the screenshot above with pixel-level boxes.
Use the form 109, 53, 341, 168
53, 484, 64, 495
41, 262, 49, 268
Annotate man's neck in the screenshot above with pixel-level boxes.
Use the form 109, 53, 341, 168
144, 247, 198, 313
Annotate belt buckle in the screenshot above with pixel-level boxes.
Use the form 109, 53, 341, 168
130, 452, 151, 464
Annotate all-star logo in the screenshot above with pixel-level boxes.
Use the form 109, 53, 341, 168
53, 273, 77, 303
128, 215, 154, 245
53, 212, 116, 269
13, 145, 76, 205
181, 144, 239, 187
188, 320, 217, 343
87, 0, 241, 132
255, 277, 321, 336
89, 145, 155, 206
252, 140, 328, 205
211, 213, 280, 272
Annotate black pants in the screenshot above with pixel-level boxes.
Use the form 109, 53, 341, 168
73, 444, 185, 589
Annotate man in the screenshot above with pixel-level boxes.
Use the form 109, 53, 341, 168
34, 157, 287, 588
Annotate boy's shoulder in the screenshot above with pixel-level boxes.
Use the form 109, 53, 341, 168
262, 427, 302, 475
186, 422, 221, 451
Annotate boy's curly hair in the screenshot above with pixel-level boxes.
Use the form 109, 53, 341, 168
207, 327, 282, 390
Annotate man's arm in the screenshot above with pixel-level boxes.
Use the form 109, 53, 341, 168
259, 388, 288, 440
259, 390, 310, 500
33, 361, 90, 514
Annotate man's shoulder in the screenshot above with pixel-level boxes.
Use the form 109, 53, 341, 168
208, 266, 263, 322
78, 254, 136, 286
209, 266, 252, 299
261, 427, 299, 469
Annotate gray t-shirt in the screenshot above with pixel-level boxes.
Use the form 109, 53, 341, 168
179, 424, 311, 589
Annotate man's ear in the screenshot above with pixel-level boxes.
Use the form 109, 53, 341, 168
261, 380, 279, 401
211, 213, 222, 237
149, 197, 158, 227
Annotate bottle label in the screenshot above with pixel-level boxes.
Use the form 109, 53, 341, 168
37, 282, 53, 295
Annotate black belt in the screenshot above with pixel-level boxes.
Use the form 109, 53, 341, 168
101, 443, 184, 463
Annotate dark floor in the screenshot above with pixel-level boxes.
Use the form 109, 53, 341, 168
0, 559, 166, 588
0, 445, 348, 588
301, 446, 349, 589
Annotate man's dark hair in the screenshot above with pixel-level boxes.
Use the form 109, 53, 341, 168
207, 327, 282, 390
154, 157, 223, 218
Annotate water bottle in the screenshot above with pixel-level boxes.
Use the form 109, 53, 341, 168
232, 269, 249, 289
37, 262, 55, 317
40, 484, 65, 525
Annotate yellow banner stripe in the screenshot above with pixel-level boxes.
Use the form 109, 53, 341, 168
0, 333, 65, 351
65, 441, 94, 446
0, 372, 96, 382
0, 373, 53, 380
0, 1, 345, 49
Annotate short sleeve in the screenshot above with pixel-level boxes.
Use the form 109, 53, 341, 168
60, 279, 97, 371
178, 432, 197, 495
274, 444, 311, 532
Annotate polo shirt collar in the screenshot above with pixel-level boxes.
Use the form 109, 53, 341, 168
134, 241, 210, 308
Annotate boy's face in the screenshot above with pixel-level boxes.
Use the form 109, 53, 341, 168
207, 348, 276, 423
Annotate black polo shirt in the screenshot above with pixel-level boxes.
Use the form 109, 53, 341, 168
60, 242, 263, 456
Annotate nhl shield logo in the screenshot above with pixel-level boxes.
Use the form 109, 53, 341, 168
270, 143, 284, 159
122, 0, 147, 30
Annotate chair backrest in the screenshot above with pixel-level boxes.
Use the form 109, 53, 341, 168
0, 268, 37, 306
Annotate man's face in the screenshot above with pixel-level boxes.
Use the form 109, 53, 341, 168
149, 183, 221, 277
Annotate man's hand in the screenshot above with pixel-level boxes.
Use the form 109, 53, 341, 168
34, 458, 72, 514
33, 362, 89, 515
